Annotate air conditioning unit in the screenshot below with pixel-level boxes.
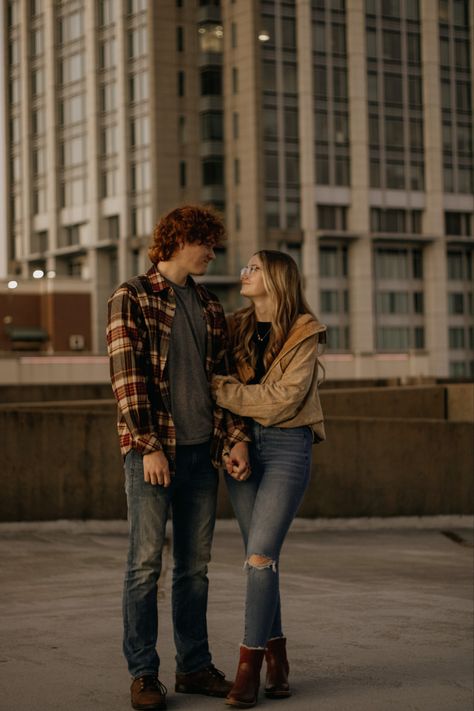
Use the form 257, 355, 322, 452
69, 334, 85, 351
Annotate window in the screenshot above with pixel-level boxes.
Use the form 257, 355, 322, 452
129, 72, 149, 102
376, 292, 409, 314
60, 136, 86, 167
320, 245, 348, 277
198, 23, 224, 53
234, 158, 240, 185
59, 94, 85, 125
320, 290, 339, 313
98, 0, 115, 26
449, 327, 465, 349
448, 293, 465, 314
377, 327, 410, 351
179, 161, 186, 188
30, 27, 43, 56
202, 157, 224, 185
264, 153, 279, 186
58, 10, 84, 42
317, 205, 347, 230
333, 68, 347, 99
100, 82, 116, 111
232, 112, 239, 139
331, 23, 346, 55
130, 160, 151, 193
263, 108, 278, 139
99, 38, 116, 69
32, 108, 45, 135
383, 30, 401, 61
386, 161, 405, 189
128, 26, 147, 58
285, 155, 299, 186
31, 68, 44, 96
375, 248, 413, 279
445, 212, 472, 236
385, 117, 404, 148
176, 26, 184, 52
232, 66, 238, 94
263, 62, 276, 93
201, 112, 223, 141
178, 70, 185, 96
384, 74, 403, 104
283, 64, 298, 94
59, 52, 85, 83
200, 67, 221, 95
130, 116, 149, 146
282, 18, 296, 48
265, 200, 280, 228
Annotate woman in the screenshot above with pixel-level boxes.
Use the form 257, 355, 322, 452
212, 250, 326, 708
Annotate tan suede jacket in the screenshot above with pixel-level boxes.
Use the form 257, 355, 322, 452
213, 313, 327, 443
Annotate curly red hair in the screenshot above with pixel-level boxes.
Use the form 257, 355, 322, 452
148, 204, 226, 264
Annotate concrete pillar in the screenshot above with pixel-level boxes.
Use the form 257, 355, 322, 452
347, 0, 374, 354
421, 0, 448, 377
297, 0, 319, 312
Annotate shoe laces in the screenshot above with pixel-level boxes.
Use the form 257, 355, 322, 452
205, 664, 225, 680
140, 675, 167, 695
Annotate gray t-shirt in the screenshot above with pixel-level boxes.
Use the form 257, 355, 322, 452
167, 278, 214, 445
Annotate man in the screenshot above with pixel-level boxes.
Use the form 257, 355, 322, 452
107, 205, 250, 711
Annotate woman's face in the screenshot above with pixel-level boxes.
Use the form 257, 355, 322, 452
240, 254, 268, 299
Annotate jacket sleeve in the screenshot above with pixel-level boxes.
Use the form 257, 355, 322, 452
106, 285, 163, 455
213, 335, 318, 426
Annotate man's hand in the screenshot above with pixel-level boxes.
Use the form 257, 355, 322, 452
143, 450, 171, 487
225, 441, 251, 481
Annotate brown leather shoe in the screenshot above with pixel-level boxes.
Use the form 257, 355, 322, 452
226, 646, 265, 708
130, 675, 167, 710
264, 636, 291, 698
175, 664, 233, 697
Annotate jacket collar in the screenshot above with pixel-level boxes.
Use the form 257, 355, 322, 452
146, 264, 211, 304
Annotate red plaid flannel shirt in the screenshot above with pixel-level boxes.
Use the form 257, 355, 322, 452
106, 265, 249, 468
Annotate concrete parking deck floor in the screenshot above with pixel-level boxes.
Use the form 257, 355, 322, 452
0, 517, 472, 711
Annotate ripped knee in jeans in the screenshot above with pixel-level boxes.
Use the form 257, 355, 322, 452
244, 554, 277, 573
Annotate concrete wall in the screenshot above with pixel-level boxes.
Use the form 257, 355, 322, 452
0, 384, 472, 521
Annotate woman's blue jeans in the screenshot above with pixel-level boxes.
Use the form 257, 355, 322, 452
225, 422, 312, 648
123, 442, 218, 678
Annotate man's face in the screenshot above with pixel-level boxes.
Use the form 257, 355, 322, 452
175, 240, 216, 276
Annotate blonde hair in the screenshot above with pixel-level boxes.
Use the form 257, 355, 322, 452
233, 250, 316, 372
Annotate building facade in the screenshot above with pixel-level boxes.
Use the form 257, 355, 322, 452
2, 0, 473, 378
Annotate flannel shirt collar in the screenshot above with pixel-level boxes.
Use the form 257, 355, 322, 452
146, 264, 213, 305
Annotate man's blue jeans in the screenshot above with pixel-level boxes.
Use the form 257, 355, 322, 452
123, 442, 218, 678
225, 423, 312, 648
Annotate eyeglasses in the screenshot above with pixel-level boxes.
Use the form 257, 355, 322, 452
240, 265, 261, 277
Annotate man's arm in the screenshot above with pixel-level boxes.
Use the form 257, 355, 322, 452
107, 286, 164, 454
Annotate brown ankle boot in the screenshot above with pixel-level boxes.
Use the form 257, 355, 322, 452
264, 637, 291, 698
226, 646, 265, 708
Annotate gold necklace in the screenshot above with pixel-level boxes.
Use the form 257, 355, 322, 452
256, 326, 271, 342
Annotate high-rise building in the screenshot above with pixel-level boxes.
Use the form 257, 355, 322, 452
2, 0, 473, 378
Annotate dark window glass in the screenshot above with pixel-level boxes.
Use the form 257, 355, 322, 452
200, 67, 222, 95
314, 65, 327, 98
384, 73, 403, 104
178, 70, 185, 96
201, 111, 223, 140
202, 157, 224, 185
282, 18, 296, 48
383, 30, 401, 61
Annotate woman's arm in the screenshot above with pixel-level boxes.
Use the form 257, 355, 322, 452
212, 335, 318, 425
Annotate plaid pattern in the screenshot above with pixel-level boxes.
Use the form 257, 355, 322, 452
106, 265, 249, 468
